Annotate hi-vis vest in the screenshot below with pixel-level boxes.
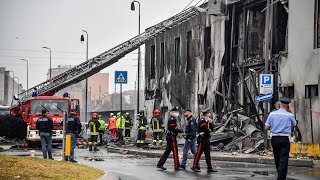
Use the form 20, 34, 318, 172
98, 119, 106, 130
151, 117, 164, 132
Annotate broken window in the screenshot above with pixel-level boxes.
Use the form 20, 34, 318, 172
283, 86, 294, 99
305, 84, 318, 99
150, 45, 155, 79
175, 37, 181, 75
315, 0, 320, 48
145, 90, 154, 100
160, 42, 165, 77
204, 27, 212, 68
186, 31, 192, 73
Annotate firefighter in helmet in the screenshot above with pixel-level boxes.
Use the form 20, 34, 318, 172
136, 110, 148, 147
151, 109, 164, 146
124, 112, 133, 142
88, 113, 101, 151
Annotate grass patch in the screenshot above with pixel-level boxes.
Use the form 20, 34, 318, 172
0, 154, 104, 180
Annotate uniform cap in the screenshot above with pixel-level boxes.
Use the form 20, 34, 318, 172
71, 109, 76, 112
184, 108, 192, 112
202, 108, 211, 113
279, 96, 291, 104
170, 107, 179, 112
41, 109, 47, 115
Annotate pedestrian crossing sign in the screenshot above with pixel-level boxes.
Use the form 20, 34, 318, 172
115, 71, 128, 84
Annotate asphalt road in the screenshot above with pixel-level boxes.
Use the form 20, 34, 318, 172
1, 145, 319, 180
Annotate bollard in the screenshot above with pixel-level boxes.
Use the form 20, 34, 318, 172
65, 134, 71, 157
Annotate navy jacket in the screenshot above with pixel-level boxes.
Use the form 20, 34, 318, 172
185, 116, 197, 140
36, 115, 53, 133
198, 117, 214, 139
61, 114, 82, 134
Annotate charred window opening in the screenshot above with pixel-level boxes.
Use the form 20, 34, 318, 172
150, 45, 156, 79
160, 42, 165, 77
305, 84, 318, 99
175, 37, 181, 75
155, 89, 162, 100
186, 31, 192, 73
204, 27, 212, 68
283, 86, 294, 99
315, 0, 320, 48
198, 88, 207, 105
145, 90, 154, 100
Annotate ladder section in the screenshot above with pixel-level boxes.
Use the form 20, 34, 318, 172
17, 6, 205, 102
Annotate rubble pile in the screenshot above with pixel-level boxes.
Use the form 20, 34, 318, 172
0, 115, 26, 140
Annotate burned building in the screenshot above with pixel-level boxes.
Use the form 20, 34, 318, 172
144, 0, 320, 144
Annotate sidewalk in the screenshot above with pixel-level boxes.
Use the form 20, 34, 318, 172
106, 146, 314, 168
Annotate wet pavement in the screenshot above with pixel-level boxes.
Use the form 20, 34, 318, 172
1, 145, 319, 180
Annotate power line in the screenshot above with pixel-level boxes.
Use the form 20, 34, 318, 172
0, 48, 85, 54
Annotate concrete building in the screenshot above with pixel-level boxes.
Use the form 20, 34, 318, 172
0, 67, 23, 105
143, 0, 320, 143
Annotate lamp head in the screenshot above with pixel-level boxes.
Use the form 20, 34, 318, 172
131, 2, 135, 11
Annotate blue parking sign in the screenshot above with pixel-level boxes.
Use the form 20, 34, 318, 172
261, 75, 272, 85
259, 74, 273, 94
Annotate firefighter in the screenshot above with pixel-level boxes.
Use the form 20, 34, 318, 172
151, 109, 164, 146
192, 108, 217, 173
124, 112, 133, 142
108, 113, 117, 142
88, 113, 101, 151
36, 109, 54, 160
98, 115, 106, 145
116, 112, 125, 142
157, 107, 182, 171
61, 109, 81, 162
136, 110, 148, 147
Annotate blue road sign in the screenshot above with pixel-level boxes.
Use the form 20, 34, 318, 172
255, 93, 273, 103
259, 74, 274, 94
261, 74, 272, 85
115, 71, 128, 84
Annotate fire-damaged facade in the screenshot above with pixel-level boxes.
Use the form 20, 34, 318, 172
144, 0, 320, 145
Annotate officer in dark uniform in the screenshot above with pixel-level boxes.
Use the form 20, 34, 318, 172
192, 108, 217, 173
62, 109, 82, 162
36, 109, 54, 160
136, 110, 148, 147
265, 96, 296, 180
181, 108, 199, 170
157, 107, 182, 171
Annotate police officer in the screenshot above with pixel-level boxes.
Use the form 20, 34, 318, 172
265, 96, 296, 180
136, 110, 148, 147
88, 113, 101, 151
181, 108, 199, 170
124, 112, 133, 142
62, 109, 82, 162
98, 115, 106, 145
36, 109, 54, 160
192, 108, 217, 173
157, 107, 182, 171
151, 109, 164, 146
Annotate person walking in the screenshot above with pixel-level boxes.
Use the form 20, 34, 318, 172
265, 96, 297, 180
108, 113, 117, 142
180, 108, 199, 170
151, 109, 164, 146
136, 110, 148, 147
157, 107, 182, 171
62, 109, 82, 162
98, 115, 106, 145
124, 112, 133, 142
36, 109, 54, 160
192, 108, 217, 173
88, 113, 101, 151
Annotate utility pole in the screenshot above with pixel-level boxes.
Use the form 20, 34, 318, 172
81, 30, 89, 122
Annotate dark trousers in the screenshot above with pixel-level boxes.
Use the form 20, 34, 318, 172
271, 136, 290, 180
153, 132, 163, 143
193, 137, 212, 170
137, 130, 146, 144
157, 136, 179, 170
89, 135, 98, 150
40, 132, 52, 159
125, 129, 131, 140
118, 129, 124, 142
67, 133, 77, 160
99, 130, 104, 144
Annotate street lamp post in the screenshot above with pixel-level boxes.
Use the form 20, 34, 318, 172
42, 47, 52, 79
81, 30, 89, 122
131, 0, 141, 114
20, 59, 29, 90
8, 71, 14, 98
14, 77, 19, 94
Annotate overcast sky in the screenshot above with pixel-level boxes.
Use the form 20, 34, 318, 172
0, 0, 205, 93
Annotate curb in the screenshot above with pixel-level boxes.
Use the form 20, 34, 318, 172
106, 147, 313, 167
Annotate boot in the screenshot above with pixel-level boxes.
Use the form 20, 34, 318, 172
89, 145, 93, 151
94, 145, 99, 151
